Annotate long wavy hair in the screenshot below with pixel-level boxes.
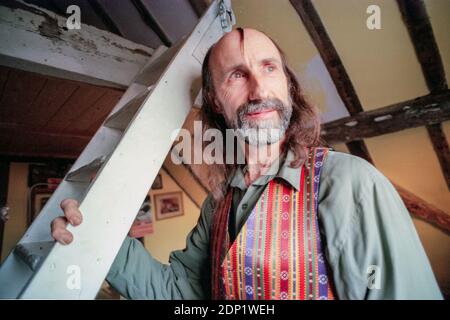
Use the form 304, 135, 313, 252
199, 30, 322, 200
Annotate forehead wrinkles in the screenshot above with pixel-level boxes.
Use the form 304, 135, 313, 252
242, 30, 283, 66
210, 28, 244, 73
209, 28, 283, 83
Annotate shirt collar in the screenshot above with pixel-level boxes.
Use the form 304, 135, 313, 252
229, 149, 301, 191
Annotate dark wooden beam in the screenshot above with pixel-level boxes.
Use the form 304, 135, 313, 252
345, 141, 373, 164
131, 0, 173, 47
397, 0, 447, 93
183, 163, 211, 194
0, 155, 76, 163
289, 0, 373, 163
397, 0, 449, 190
89, 0, 123, 36
394, 183, 450, 234
0, 151, 79, 160
427, 123, 450, 189
322, 90, 450, 144
290, 0, 449, 232
290, 0, 363, 114
188, 0, 211, 18
0, 122, 92, 141
162, 166, 202, 208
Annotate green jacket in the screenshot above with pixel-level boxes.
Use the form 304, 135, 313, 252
106, 151, 443, 299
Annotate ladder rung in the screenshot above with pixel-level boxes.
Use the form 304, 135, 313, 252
14, 241, 54, 271
134, 41, 184, 86
0, 0, 234, 299
109, 83, 149, 115
103, 87, 153, 131
66, 156, 107, 182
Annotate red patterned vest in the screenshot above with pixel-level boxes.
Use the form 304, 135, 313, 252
210, 147, 335, 300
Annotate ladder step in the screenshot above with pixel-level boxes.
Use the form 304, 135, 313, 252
0, 0, 234, 299
103, 86, 153, 131
14, 241, 54, 271
109, 82, 149, 115
66, 155, 107, 182
134, 41, 184, 86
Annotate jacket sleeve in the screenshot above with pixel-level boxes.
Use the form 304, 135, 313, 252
105, 194, 215, 300
319, 152, 443, 300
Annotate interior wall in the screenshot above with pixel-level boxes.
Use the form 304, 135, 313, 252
366, 125, 450, 212
143, 169, 202, 263
313, 0, 429, 110
425, 0, 450, 83
232, 0, 449, 213
0, 163, 203, 267
232, 0, 450, 297
1, 162, 28, 262
413, 218, 450, 296
0, 0, 448, 297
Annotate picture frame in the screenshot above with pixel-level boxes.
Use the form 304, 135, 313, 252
151, 174, 163, 190
154, 191, 184, 220
29, 187, 53, 226
129, 194, 154, 238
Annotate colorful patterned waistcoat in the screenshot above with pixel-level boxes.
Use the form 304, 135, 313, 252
210, 147, 335, 300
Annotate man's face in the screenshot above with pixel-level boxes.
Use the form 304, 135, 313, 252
209, 29, 292, 145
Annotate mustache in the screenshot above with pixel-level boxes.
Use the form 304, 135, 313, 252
237, 98, 287, 119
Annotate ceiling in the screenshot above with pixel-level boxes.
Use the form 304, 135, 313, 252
0, 0, 210, 159
0, 0, 449, 296
0, 65, 123, 158
22, 0, 202, 48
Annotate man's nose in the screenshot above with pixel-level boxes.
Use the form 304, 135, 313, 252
248, 74, 268, 101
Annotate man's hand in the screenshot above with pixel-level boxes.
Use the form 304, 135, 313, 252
51, 199, 82, 245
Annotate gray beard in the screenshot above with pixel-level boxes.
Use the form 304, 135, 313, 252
230, 98, 293, 146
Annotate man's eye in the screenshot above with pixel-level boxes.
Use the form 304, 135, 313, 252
231, 71, 244, 79
265, 65, 275, 72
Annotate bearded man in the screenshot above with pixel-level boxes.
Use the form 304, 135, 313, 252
51, 28, 442, 300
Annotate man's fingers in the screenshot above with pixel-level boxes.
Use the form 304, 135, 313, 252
51, 217, 74, 245
60, 199, 82, 226
51, 199, 82, 245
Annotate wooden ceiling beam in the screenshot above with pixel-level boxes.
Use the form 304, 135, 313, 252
289, 0, 372, 162
322, 90, 450, 144
0, 150, 79, 160
394, 183, 450, 234
161, 163, 208, 209
397, 0, 447, 93
131, 0, 173, 47
188, 0, 211, 18
89, 0, 123, 36
0, 0, 153, 89
345, 141, 373, 164
0, 122, 92, 141
290, 0, 363, 114
397, 0, 449, 190
290, 0, 450, 231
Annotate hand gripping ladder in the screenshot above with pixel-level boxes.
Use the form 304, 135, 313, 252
0, 0, 235, 299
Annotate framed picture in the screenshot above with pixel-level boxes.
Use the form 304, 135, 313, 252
154, 192, 184, 220
29, 187, 53, 226
151, 174, 163, 190
129, 194, 154, 238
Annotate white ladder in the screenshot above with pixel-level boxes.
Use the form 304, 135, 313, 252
0, 0, 235, 299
